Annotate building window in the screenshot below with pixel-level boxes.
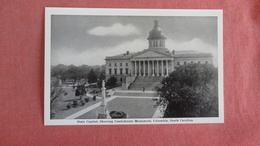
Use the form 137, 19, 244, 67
114, 69, 117, 75
126, 63, 128, 66
109, 63, 111, 67
120, 63, 122, 66
115, 63, 117, 67
205, 61, 208, 64
126, 68, 129, 74
177, 62, 180, 65
109, 69, 112, 75
120, 68, 123, 75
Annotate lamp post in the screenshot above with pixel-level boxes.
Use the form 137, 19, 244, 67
97, 80, 110, 119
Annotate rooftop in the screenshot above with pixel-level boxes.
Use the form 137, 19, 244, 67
105, 52, 137, 60
174, 50, 213, 58
106, 49, 212, 60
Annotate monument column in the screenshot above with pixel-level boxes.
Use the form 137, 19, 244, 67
97, 80, 110, 119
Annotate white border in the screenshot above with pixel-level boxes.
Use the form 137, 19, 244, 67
44, 8, 223, 125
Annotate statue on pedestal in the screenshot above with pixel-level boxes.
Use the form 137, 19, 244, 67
97, 80, 110, 119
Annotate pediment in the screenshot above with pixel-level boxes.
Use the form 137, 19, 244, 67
132, 51, 167, 59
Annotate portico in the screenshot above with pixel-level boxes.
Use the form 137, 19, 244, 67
130, 59, 174, 77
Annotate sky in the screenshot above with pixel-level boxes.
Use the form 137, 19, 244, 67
51, 15, 218, 66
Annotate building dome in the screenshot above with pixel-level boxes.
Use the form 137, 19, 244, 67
147, 19, 167, 49
148, 19, 166, 39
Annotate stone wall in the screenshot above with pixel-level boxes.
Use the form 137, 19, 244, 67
122, 76, 136, 90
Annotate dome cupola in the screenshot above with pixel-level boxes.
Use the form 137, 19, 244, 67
148, 19, 166, 39
147, 19, 167, 49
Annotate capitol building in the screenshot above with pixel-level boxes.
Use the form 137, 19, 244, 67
105, 19, 213, 90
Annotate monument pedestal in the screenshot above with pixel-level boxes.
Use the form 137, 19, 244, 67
97, 105, 111, 119
97, 111, 111, 119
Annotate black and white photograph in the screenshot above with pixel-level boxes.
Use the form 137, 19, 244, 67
44, 8, 223, 125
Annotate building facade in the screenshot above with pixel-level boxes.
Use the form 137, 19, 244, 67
105, 19, 213, 82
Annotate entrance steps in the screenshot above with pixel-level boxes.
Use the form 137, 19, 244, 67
128, 76, 164, 91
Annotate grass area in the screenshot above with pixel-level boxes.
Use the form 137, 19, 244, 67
107, 98, 157, 118
76, 97, 157, 119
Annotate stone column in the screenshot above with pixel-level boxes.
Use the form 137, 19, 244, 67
156, 60, 159, 76
130, 61, 133, 76
166, 60, 169, 76
152, 60, 155, 76
161, 60, 164, 76
135, 61, 137, 76
139, 61, 141, 76
143, 60, 145, 76
148, 60, 150, 76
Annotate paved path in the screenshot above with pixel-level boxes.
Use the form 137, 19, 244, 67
86, 93, 102, 99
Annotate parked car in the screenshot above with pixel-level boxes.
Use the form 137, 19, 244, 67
67, 100, 85, 109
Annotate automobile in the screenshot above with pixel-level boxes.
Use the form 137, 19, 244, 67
67, 100, 85, 109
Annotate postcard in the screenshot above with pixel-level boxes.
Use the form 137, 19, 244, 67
45, 8, 223, 125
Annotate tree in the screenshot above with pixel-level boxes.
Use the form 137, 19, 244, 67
51, 64, 105, 83
87, 69, 97, 84
50, 77, 67, 118
62, 65, 80, 81
78, 65, 91, 80
106, 76, 117, 88
157, 64, 218, 117
51, 64, 68, 80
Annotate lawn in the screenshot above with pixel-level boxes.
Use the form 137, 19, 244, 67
76, 97, 157, 119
